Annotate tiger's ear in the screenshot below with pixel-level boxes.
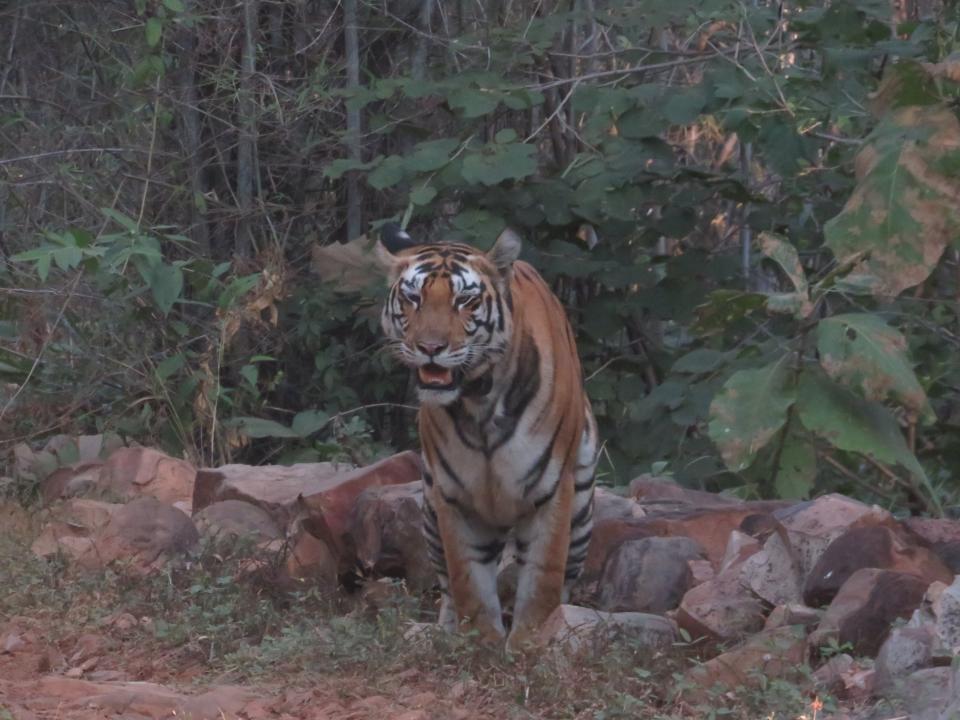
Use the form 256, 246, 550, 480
488, 228, 522, 272
374, 222, 417, 274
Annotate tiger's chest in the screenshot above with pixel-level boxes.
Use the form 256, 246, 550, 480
424, 401, 558, 528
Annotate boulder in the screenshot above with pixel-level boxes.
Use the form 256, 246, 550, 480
82, 497, 199, 572
629, 475, 740, 509
764, 603, 821, 631
193, 500, 282, 544
283, 520, 337, 586
773, 493, 895, 579
593, 487, 646, 523
901, 517, 960, 546
875, 625, 936, 690
535, 604, 676, 654
351, 481, 433, 591
31, 499, 121, 560
193, 451, 421, 560
739, 528, 803, 606
596, 536, 705, 613
719, 530, 761, 572
99, 447, 196, 509
676, 562, 766, 641
929, 541, 960, 573
883, 667, 960, 720
803, 526, 953, 607
680, 625, 807, 704
809, 568, 929, 657
41, 462, 104, 504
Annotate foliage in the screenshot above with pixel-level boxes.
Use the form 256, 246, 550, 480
3, 0, 960, 511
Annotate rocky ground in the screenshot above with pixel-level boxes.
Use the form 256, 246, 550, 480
2, 434, 959, 719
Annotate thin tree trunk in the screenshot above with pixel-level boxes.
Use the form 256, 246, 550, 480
236, 0, 259, 257
412, 0, 436, 81
344, 0, 362, 241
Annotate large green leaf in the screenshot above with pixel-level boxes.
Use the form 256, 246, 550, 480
824, 106, 960, 297
147, 263, 183, 315
816, 313, 933, 421
759, 232, 813, 319
230, 417, 299, 439
460, 143, 537, 186
708, 355, 796, 472
797, 370, 923, 479
774, 429, 817, 499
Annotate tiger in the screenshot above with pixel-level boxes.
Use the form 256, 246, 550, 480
376, 222, 599, 651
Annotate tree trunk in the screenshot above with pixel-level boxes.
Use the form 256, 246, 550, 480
236, 0, 259, 258
344, 0, 363, 241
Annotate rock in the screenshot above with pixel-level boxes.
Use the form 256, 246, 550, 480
773, 493, 895, 580
194, 451, 421, 561
193, 500, 282, 544
812, 653, 855, 690
596, 536, 705, 613
283, 520, 337, 585
809, 568, 929, 657
99, 447, 196, 508
719, 530, 761, 572
629, 475, 740, 509
31, 499, 121, 559
739, 528, 802, 606
593, 487, 646, 522
803, 526, 953, 607
882, 666, 960, 720
875, 625, 936, 690
676, 562, 766, 641
41, 462, 104, 504
929, 541, 960, 573
930, 574, 960, 655
351, 481, 433, 591
688, 559, 715, 585
902, 516, 960, 546
764, 603, 821, 630
536, 604, 676, 654
680, 626, 807, 704
83, 497, 199, 572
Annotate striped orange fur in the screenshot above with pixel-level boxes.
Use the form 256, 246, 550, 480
377, 224, 598, 650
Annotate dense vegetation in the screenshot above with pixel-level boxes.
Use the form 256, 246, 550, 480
3, 0, 960, 512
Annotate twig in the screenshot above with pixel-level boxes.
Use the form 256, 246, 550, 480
0, 148, 175, 167
0, 273, 81, 424
137, 75, 162, 229
820, 453, 899, 505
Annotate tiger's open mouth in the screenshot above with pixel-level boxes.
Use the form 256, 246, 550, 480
417, 363, 461, 390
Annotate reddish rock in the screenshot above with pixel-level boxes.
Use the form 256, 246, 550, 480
680, 625, 807, 703
803, 526, 954, 607
773, 493, 895, 579
594, 487, 646, 523
901, 517, 960, 546
99, 447, 196, 509
597, 536, 704, 613
764, 603, 821, 630
193, 452, 421, 561
41, 462, 104, 504
31, 499, 121, 559
351, 481, 433, 591
810, 568, 929, 657
688, 559, 715, 585
193, 500, 282, 544
283, 520, 337, 586
629, 475, 740, 509
719, 530, 761, 572
676, 563, 766, 641
930, 541, 960, 573
82, 497, 199, 572
535, 604, 676, 654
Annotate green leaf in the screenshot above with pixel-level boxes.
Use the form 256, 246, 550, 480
774, 430, 817, 499
824, 106, 960, 297
759, 232, 813, 319
447, 87, 500, 118
672, 348, 727, 374
147, 263, 183, 315
460, 143, 537, 186
291, 409, 331, 437
162, 0, 185, 11
101, 207, 140, 232
708, 355, 796, 472
324, 157, 378, 180
494, 129, 518, 144
155, 354, 185, 382
145, 17, 163, 47
410, 186, 437, 205
239, 364, 258, 389
797, 369, 925, 480
230, 417, 299, 439
405, 139, 459, 172
816, 313, 933, 421
368, 156, 406, 190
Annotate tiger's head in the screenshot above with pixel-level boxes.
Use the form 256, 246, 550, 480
377, 224, 521, 405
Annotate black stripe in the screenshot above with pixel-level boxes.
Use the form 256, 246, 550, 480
423, 469, 434, 487
565, 567, 581, 581
472, 539, 505, 565
495, 293, 505, 331
444, 404, 483, 452
436, 448, 464, 489
570, 498, 593, 530
574, 474, 595, 492
532, 476, 560, 508
521, 424, 563, 496
568, 531, 591, 552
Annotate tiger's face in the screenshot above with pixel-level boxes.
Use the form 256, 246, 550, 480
378, 225, 521, 405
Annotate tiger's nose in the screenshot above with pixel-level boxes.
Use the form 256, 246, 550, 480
417, 341, 447, 356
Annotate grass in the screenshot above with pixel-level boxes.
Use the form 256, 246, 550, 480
0, 516, 834, 720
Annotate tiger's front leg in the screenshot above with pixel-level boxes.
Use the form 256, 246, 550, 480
507, 470, 576, 652
423, 482, 507, 645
